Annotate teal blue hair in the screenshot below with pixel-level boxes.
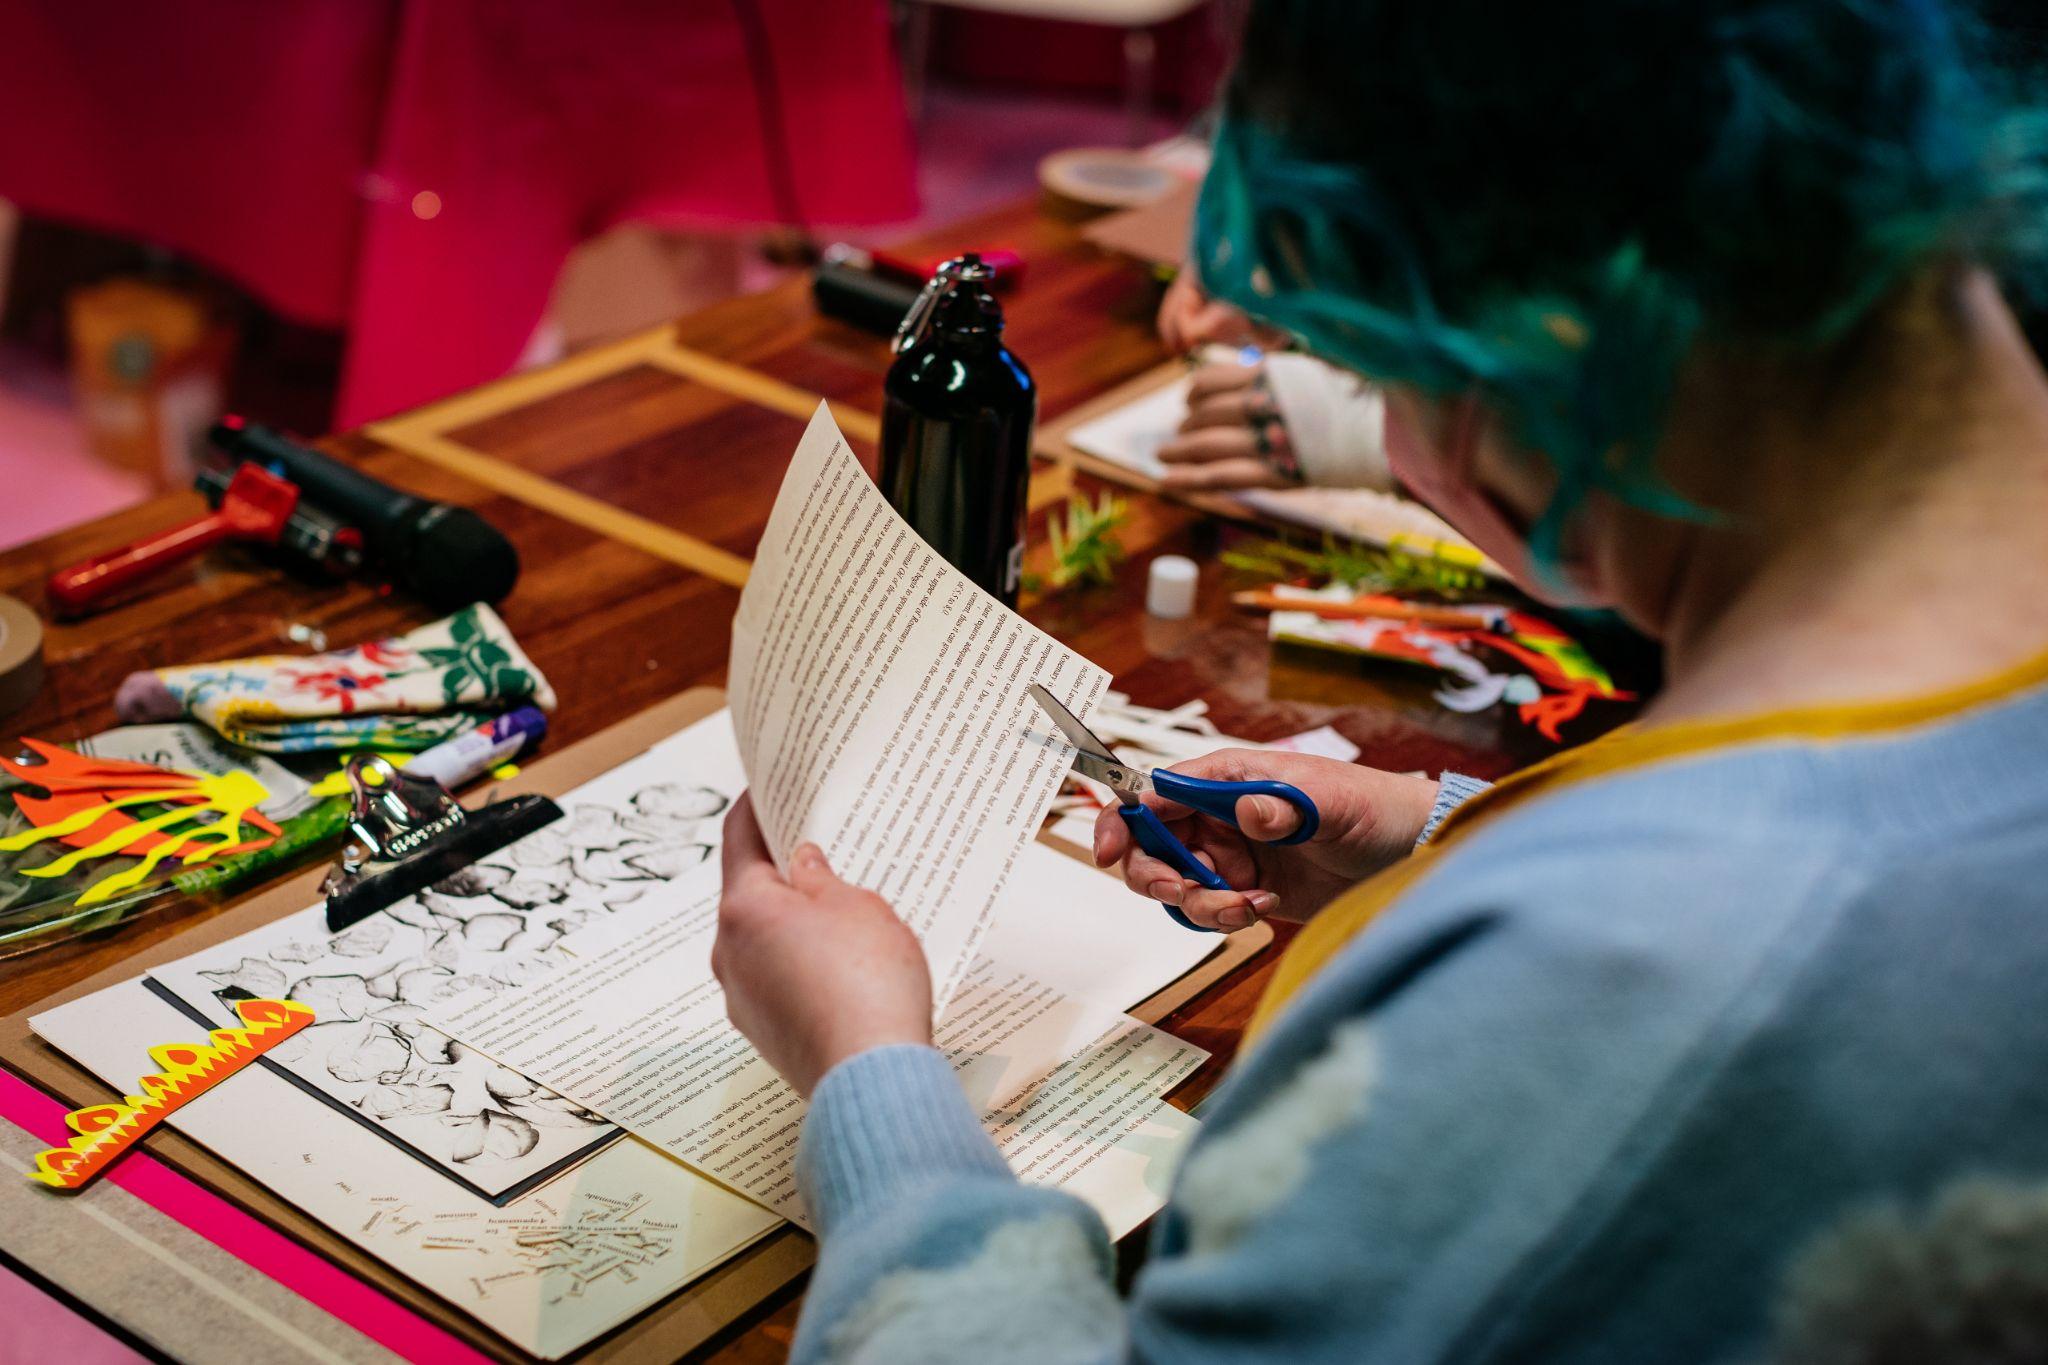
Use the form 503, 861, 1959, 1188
1196, 0, 2048, 575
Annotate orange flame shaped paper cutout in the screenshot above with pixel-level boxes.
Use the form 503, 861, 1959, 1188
26, 998, 314, 1191
0, 740, 280, 905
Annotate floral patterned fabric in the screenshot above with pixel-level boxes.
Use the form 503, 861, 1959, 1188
113, 604, 556, 753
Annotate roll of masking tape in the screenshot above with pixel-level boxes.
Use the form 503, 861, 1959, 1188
0, 595, 45, 719
1038, 148, 1178, 210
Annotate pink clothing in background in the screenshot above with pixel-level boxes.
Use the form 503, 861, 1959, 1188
0, 1, 918, 425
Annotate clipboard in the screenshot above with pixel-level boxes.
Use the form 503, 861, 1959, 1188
0, 686, 1272, 1362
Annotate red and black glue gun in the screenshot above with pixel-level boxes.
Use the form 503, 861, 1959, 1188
45, 463, 363, 618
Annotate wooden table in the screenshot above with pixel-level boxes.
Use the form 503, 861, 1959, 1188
0, 194, 1640, 1361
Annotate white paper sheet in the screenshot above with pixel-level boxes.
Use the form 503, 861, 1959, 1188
427, 885, 1206, 1231
1066, 378, 1188, 482
1269, 723, 1363, 763
728, 403, 1110, 1012
976, 840, 1216, 1013
29, 980, 782, 1361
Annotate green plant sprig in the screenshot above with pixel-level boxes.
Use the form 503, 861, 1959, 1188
1040, 492, 1131, 592
1219, 535, 1487, 597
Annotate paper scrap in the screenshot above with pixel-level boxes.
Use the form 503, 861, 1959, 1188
1268, 724, 1362, 763
1045, 692, 1267, 853
26, 998, 312, 1190
728, 403, 1110, 1012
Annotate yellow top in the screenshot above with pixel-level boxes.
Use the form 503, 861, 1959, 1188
1246, 642, 2048, 1038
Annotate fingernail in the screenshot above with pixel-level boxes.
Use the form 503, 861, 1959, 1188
1092, 825, 1110, 863
1246, 890, 1279, 917
795, 843, 826, 868
1147, 879, 1179, 902
1218, 905, 1253, 931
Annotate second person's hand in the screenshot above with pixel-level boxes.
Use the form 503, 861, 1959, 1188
1158, 362, 1297, 492
1092, 750, 1442, 931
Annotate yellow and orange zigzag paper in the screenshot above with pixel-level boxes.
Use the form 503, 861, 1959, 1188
26, 997, 314, 1191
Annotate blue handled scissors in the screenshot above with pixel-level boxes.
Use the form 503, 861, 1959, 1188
1028, 684, 1320, 933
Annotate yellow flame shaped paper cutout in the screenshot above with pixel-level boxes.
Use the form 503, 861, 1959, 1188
0, 758, 278, 906
26, 998, 314, 1190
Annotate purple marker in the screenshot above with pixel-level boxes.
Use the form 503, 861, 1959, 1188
401, 706, 547, 788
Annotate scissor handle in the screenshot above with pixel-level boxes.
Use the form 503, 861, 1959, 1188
1121, 802, 1226, 933
1150, 770, 1321, 847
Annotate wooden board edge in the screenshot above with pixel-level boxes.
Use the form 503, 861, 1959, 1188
364, 425, 753, 588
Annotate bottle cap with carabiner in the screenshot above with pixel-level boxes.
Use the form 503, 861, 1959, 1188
893, 254, 1003, 354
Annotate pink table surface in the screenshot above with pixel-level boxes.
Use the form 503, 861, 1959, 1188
2, 1066, 492, 1363
0, 1262, 151, 1365
0, 0, 918, 425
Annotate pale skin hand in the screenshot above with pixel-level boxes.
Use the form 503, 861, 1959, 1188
712, 794, 933, 1097
1093, 750, 1443, 931
1157, 271, 1264, 354
1157, 362, 1295, 492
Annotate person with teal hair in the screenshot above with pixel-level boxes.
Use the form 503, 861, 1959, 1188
708, 2, 2048, 1359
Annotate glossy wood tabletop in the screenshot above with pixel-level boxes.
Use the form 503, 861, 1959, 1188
0, 193, 1645, 1361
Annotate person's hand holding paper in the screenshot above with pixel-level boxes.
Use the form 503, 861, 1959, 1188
718, 402, 1109, 1079
712, 794, 934, 1096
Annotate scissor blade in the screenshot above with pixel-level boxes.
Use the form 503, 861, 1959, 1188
1027, 684, 1150, 799
1027, 684, 1116, 761
1069, 748, 1153, 797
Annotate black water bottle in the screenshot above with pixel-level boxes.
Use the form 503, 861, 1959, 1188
878, 255, 1037, 607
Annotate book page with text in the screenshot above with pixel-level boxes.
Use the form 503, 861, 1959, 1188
728, 403, 1109, 1010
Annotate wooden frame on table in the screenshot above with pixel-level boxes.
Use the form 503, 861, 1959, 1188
365, 327, 1076, 593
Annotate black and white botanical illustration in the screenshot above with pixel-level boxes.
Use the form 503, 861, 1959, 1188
151, 772, 733, 1195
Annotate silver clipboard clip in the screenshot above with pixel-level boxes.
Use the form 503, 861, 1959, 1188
322, 754, 562, 931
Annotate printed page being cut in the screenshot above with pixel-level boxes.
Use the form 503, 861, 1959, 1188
728, 403, 1110, 1011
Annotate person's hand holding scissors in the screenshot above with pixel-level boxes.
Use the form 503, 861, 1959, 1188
1092, 750, 1442, 931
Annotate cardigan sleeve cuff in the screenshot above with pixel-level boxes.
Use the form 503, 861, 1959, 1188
1419, 772, 1492, 845
798, 1043, 1013, 1236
